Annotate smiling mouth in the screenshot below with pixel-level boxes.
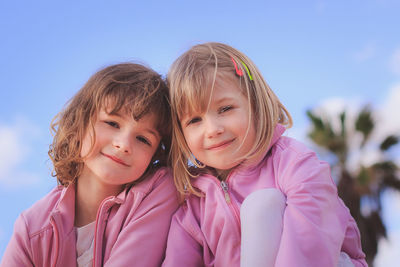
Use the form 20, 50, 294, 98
102, 153, 130, 166
207, 139, 235, 150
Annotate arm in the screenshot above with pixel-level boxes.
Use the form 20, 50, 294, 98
0, 214, 34, 267
274, 150, 351, 267
162, 207, 204, 267
103, 172, 179, 267
342, 215, 368, 267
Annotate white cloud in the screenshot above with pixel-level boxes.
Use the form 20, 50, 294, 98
0, 127, 25, 176
354, 43, 376, 62
0, 118, 41, 188
374, 83, 400, 139
375, 191, 400, 267
390, 48, 400, 75
375, 229, 400, 267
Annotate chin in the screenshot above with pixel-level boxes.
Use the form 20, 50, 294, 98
214, 163, 236, 171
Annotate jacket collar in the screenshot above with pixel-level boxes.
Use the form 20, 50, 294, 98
51, 183, 127, 232
232, 123, 286, 174
51, 184, 76, 234
52, 168, 168, 220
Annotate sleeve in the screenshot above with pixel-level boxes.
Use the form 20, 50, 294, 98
162, 207, 204, 267
274, 149, 348, 267
103, 172, 179, 267
0, 214, 34, 267
341, 214, 368, 267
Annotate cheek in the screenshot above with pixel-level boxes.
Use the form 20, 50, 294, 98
240, 111, 254, 133
143, 141, 160, 159
147, 146, 159, 162
243, 121, 257, 147
137, 148, 158, 173
80, 131, 94, 158
182, 129, 198, 149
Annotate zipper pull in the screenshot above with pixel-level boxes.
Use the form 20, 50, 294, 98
221, 181, 231, 204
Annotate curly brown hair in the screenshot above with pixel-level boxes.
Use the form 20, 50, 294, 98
48, 63, 171, 186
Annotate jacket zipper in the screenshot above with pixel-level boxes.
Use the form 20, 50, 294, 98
220, 180, 241, 227
221, 180, 231, 204
50, 217, 59, 267
92, 196, 114, 267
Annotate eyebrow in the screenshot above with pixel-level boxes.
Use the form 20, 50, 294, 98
181, 96, 235, 119
180, 113, 197, 126
144, 128, 160, 139
214, 96, 234, 104
101, 110, 161, 139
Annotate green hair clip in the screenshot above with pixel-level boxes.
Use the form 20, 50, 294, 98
231, 57, 253, 80
241, 60, 253, 80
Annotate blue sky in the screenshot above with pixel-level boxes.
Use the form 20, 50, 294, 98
1, 0, 399, 265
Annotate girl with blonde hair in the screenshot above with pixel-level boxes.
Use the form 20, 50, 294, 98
163, 42, 367, 267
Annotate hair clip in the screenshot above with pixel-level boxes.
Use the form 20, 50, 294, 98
231, 57, 243, 76
231, 57, 253, 81
241, 61, 253, 80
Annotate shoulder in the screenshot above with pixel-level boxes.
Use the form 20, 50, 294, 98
176, 178, 212, 221
124, 167, 178, 209
18, 186, 64, 236
273, 136, 315, 156
170, 199, 201, 233
267, 136, 322, 166
118, 168, 178, 222
130, 167, 174, 194
265, 136, 334, 187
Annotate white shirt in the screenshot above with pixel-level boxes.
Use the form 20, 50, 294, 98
76, 222, 95, 267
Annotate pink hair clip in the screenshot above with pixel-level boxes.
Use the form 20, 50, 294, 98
231, 57, 253, 80
231, 57, 243, 76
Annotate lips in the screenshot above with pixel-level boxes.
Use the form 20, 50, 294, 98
206, 139, 235, 150
101, 152, 130, 166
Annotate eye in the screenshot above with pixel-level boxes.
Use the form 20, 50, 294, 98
137, 136, 151, 146
105, 121, 119, 128
219, 105, 233, 113
186, 117, 202, 126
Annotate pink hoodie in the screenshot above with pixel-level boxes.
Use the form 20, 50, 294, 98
1, 168, 179, 267
163, 125, 367, 267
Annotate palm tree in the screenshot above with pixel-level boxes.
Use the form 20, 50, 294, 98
306, 105, 400, 266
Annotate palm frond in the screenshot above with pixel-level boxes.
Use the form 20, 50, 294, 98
306, 104, 399, 266
380, 135, 399, 151
355, 106, 374, 147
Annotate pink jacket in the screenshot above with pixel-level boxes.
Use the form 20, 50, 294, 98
163, 125, 367, 267
1, 168, 179, 267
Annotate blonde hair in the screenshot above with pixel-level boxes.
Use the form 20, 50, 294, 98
49, 63, 171, 186
168, 42, 292, 197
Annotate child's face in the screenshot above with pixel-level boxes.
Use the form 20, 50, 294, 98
80, 106, 161, 191
180, 75, 256, 173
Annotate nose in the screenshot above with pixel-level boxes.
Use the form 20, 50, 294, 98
205, 116, 224, 138
113, 132, 132, 154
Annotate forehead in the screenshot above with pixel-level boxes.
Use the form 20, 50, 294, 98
101, 100, 159, 126
212, 74, 244, 98
179, 72, 244, 115
102, 96, 152, 119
